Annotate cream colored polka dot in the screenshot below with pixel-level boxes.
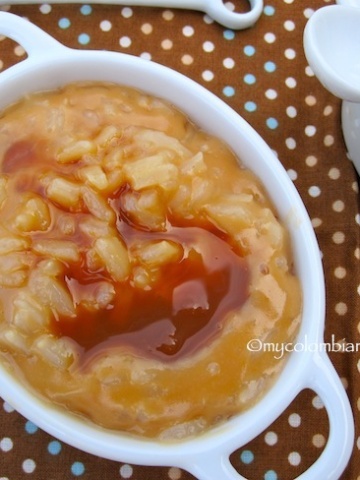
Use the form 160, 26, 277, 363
328, 167, 340, 180
141, 23, 153, 35
355, 247, 360, 260
356, 214, 360, 225
39, 3, 51, 14
0, 60, 3, 71
311, 217, 322, 228
182, 54, 194, 65
323, 105, 333, 115
305, 65, 315, 76
357, 284, 360, 296
168, 467, 182, 479
335, 302, 348, 315
306, 155, 318, 167
285, 137, 296, 150
162, 10, 174, 21
357, 397, 360, 410
332, 231, 345, 244
14, 45, 25, 57
353, 181, 359, 193
305, 95, 316, 106
332, 200, 345, 212
334, 266, 347, 279
0, 437, 13, 452
304, 8, 315, 18
341, 377, 349, 389
312, 433, 326, 448
182, 26, 194, 37
357, 359, 360, 373
287, 169, 297, 181
357, 436, 360, 450
264, 431, 278, 446
324, 134, 335, 146
139, 52, 152, 61
161, 39, 173, 50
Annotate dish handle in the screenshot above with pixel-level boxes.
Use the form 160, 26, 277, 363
0, 12, 66, 65
184, 352, 354, 480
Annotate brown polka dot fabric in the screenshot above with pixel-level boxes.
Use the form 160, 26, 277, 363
0, 1, 359, 479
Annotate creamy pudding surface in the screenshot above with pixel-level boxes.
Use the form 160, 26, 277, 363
0, 83, 301, 439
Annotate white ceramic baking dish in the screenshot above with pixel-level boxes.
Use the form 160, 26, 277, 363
0, 12, 354, 480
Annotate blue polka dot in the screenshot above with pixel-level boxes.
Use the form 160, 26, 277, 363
264, 470, 278, 480
71, 462, 85, 476
48, 440, 62, 455
223, 86, 235, 97
58, 18, 71, 29
244, 74, 256, 85
240, 449, 254, 464
264, 61, 276, 73
80, 4, 92, 15
244, 45, 255, 56
244, 101, 257, 112
223, 30, 235, 40
266, 117, 279, 129
264, 5, 275, 16
25, 421, 38, 434
78, 33, 90, 45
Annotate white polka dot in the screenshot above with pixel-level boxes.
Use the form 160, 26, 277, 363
0, 60, 3, 71
286, 106, 297, 118
352, 181, 359, 193
39, 3, 51, 14
287, 169, 297, 181
3, 401, 14, 412
141, 23, 153, 35
334, 266, 347, 279
168, 467, 182, 479
121, 7, 133, 18
305, 125, 316, 137
119, 464, 133, 478
357, 436, 360, 450
203, 41, 215, 53
304, 8, 315, 19
264, 431, 278, 445
356, 214, 360, 225
139, 52, 152, 61
182, 26, 194, 37
119, 36, 131, 48
313, 434, 326, 448
308, 186, 321, 197
312, 395, 324, 409
288, 413, 301, 427
264, 32, 276, 43
286, 137, 296, 150
335, 302, 348, 315
284, 20, 295, 31
0, 437, 13, 452
323, 105, 333, 116
285, 77, 297, 88
161, 39, 173, 50
285, 48, 296, 60
265, 89, 278, 100
202, 70, 214, 82
100, 20, 112, 32
332, 200, 345, 212
22, 459, 36, 474
288, 452, 301, 466
355, 247, 360, 260
223, 58, 235, 69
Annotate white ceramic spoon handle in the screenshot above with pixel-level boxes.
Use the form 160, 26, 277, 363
0, 0, 263, 29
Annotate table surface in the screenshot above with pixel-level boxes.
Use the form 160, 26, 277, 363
0, 1, 359, 479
